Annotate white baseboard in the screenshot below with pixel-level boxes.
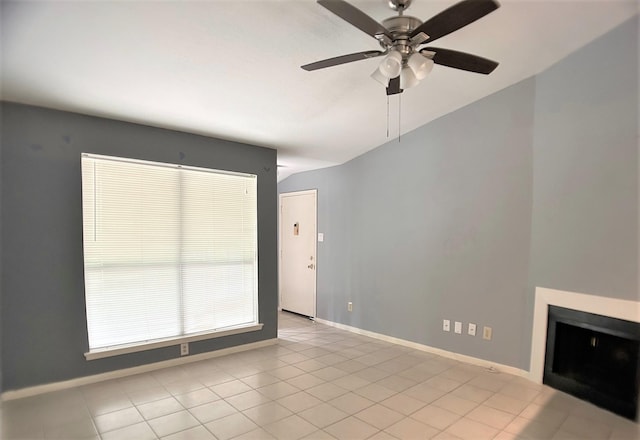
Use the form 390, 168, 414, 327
1, 338, 278, 401
314, 318, 527, 378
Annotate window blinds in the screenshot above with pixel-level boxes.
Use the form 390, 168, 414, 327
81, 154, 258, 351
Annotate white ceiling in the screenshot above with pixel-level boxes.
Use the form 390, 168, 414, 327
2, 0, 637, 181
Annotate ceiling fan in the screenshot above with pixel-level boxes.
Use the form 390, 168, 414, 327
302, 0, 500, 95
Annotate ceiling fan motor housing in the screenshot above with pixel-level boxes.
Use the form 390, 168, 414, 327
381, 16, 423, 57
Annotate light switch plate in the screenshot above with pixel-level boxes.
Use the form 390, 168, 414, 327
454, 321, 462, 334
443, 319, 450, 332
468, 323, 476, 336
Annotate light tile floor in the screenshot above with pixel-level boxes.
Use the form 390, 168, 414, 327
1, 311, 638, 439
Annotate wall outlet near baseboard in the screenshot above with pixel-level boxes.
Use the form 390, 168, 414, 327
347, 302, 353, 312
180, 342, 189, 356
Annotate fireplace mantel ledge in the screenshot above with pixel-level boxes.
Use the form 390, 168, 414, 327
529, 287, 640, 383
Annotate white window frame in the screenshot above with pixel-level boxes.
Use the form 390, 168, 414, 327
81, 153, 262, 360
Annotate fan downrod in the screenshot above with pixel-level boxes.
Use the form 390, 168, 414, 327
388, 0, 412, 12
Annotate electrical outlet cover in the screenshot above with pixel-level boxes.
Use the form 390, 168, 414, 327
468, 323, 476, 336
443, 319, 450, 331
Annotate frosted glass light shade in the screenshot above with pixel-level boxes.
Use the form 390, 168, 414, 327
400, 66, 419, 89
407, 52, 434, 80
379, 51, 402, 78
371, 68, 390, 86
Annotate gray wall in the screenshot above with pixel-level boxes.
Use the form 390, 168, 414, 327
0, 103, 278, 391
522, 17, 639, 366
529, 17, 638, 300
281, 78, 536, 368
280, 17, 638, 371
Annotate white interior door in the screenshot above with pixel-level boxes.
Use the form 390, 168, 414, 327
279, 190, 317, 317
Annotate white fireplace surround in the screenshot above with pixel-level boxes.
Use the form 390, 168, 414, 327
529, 287, 640, 383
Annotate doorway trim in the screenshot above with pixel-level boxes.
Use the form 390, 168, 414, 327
278, 189, 318, 318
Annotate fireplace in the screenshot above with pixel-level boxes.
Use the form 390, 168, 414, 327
543, 305, 640, 420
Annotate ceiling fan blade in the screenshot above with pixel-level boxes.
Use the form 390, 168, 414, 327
301, 50, 384, 71
386, 76, 402, 95
411, 0, 500, 43
422, 47, 498, 74
318, 0, 391, 39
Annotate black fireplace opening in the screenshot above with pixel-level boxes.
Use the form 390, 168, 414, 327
543, 305, 640, 421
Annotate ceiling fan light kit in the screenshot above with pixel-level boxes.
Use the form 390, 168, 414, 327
302, 0, 501, 95
400, 65, 419, 89
407, 52, 434, 80
371, 68, 391, 87
378, 50, 403, 78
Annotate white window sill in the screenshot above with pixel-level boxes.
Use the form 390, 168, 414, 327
85, 323, 264, 361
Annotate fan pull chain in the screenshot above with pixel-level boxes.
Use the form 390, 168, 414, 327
386, 95, 390, 138
398, 93, 402, 143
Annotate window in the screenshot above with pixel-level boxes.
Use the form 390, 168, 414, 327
81, 154, 259, 358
